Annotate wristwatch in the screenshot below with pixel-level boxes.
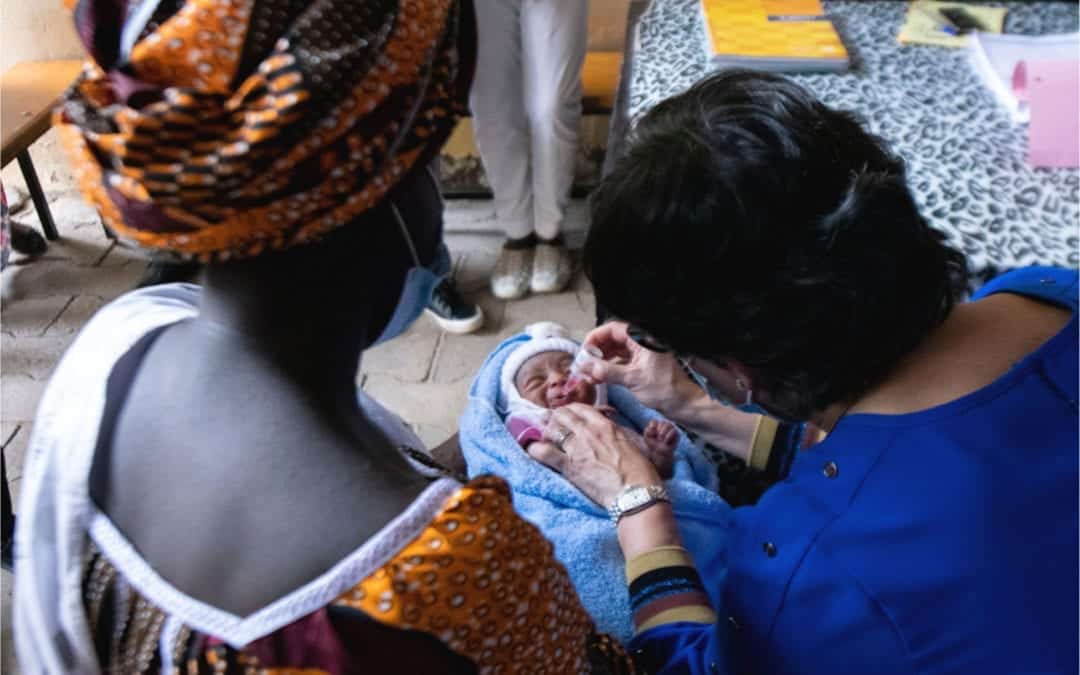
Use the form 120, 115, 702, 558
607, 484, 671, 524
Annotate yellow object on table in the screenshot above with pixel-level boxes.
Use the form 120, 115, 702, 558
700, 0, 849, 71
898, 1, 1007, 48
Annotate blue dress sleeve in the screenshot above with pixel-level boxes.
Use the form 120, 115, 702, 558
629, 621, 729, 675
970, 265, 1078, 310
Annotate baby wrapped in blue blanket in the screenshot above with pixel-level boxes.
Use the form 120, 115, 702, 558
460, 323, 731, 644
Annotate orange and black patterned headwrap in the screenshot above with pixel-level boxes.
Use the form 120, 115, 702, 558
57, 0, 475, 262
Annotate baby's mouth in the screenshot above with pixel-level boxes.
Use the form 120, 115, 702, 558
549, 392, 572, 408
549, 383, 579, 408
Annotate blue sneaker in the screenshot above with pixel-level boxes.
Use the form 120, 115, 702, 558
426, 278, 484, 334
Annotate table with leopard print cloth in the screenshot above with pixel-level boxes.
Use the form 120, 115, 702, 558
619, 0, 1079, 286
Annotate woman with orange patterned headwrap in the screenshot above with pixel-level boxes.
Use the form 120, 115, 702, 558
14, 2, 633, 673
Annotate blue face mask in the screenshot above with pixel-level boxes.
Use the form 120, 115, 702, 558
371, 203, 450, 346
682, 358, 774, 416
737, 399, 771, 417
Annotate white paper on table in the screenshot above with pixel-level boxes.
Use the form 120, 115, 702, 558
968, 31, 1079, 123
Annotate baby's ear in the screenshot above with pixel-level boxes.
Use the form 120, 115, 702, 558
524, 322, 570, 340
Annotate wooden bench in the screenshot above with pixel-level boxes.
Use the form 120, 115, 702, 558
2, 60, 83, 241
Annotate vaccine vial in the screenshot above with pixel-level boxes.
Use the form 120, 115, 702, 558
566, 345, 603, 389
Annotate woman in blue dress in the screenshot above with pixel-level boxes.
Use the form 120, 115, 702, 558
528, 70, 1079, 675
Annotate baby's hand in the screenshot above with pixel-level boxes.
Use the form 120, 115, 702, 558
642, 419, 679, 479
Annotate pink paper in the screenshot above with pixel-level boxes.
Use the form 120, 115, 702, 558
1013, 59, 1080, 168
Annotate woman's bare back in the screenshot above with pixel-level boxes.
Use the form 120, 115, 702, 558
90, 320, 430, 616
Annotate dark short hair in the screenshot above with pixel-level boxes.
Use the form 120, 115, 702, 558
585, 70, 967, 418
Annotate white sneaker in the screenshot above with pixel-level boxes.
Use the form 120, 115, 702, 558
530, 241, 573, 294
491, 246, 533, 300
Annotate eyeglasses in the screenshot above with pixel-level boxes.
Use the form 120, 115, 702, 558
626, 325, 672, 354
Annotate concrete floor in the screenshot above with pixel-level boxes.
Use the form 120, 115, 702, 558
0, 191, 597, 673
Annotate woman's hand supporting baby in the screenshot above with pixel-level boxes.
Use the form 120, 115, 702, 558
530, 403, 663, 508
532, 403, 685, 557
591, 405, 678, 479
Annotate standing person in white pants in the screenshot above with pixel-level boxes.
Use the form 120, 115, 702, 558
472, 0, 588, 299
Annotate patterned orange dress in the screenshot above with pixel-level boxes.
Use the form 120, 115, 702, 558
80, 476, 634, 674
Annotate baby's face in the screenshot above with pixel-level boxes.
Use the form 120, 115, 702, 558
515, 351, 597, 409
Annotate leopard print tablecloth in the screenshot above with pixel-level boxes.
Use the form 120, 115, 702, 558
626, 0, 1079, 284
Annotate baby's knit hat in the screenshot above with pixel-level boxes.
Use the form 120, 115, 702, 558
498, 322, 607, 422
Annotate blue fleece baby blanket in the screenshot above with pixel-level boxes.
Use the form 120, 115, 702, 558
460, 332, 731, 644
